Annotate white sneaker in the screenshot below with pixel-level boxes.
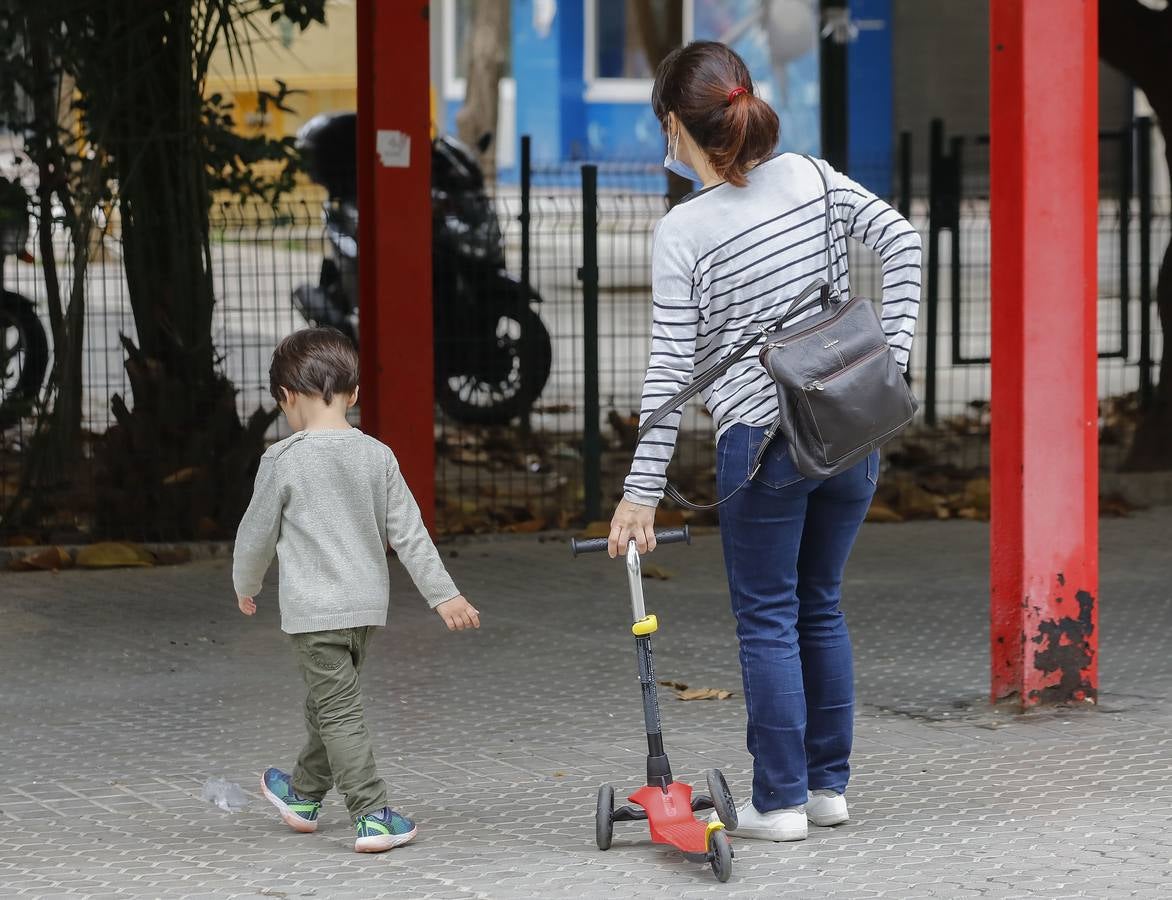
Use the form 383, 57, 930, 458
709, 800, 808, 842
806, 789, 849, 826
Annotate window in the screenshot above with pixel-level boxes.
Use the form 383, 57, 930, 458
585, 0, 690, 102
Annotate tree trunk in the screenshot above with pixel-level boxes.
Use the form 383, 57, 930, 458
75, 0, 273, 539
455, 0, 509, 181
632, 0, 690, 203
1125, 221, 1172, 470
1099, 0, 1172, 470
27, 23, 84, 479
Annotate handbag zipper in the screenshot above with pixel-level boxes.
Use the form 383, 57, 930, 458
805, 344, 888, 391
762, 295, 860, 353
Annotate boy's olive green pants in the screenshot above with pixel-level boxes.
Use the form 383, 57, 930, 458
289, 627, 388, 820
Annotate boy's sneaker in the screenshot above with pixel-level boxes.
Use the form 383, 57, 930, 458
709, 801, 807, 842
354, 807, 417, 853
807, 789, 850, 827
260, 768, 321, 833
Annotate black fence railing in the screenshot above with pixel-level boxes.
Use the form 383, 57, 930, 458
0, 121, 1167, 541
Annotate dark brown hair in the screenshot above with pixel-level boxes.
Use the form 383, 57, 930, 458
269, 327, 359, 404
652, 41, 780, 188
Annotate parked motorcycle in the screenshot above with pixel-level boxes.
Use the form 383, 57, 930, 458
292, 113, 551, 426
0, 177, 48, 430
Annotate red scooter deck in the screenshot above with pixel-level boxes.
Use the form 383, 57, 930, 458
628, 782, 715, 855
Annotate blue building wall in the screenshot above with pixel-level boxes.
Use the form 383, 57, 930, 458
442, 0, 894, 195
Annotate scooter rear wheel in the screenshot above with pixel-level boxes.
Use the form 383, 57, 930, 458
706, 768, 738, 830
709, 829, 733, 882
595, 783, 614, 851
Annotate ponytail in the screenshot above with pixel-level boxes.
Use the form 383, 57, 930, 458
653, 42, 781, 188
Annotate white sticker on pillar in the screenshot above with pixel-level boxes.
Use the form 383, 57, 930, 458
376, 130, 411, 168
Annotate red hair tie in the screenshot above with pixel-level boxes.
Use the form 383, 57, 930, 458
727, 87, 748, 103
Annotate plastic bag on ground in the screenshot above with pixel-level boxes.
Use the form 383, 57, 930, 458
201, 777, 250, 812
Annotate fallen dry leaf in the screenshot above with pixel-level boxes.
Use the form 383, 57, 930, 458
866, 502, 903, 524
581, 521, 611, 539
153, 546, 194, 566
658, 679, 689, 691
676, 688, 734, 701
505, 517, 547, 533
641, 564, 673, 580
8, 546, 73, 572
75, 542, 154, 569
450, 448, 490, 465
1099, 495, 1133, 518
162, 466, 204, 486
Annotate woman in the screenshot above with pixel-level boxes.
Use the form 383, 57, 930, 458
608, 42, 921, 842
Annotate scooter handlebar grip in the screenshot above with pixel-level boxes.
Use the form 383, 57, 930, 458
569, 537, 609, 557
655, 526, 691, 546
569, 525, 690, 557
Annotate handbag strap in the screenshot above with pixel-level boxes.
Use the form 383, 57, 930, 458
636, 277, 827, 443
802, 154, 836, 291
662, 415, 783, 511
635, 156, 837, 508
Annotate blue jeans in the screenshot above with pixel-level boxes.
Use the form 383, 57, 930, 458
717, 423, 878, 812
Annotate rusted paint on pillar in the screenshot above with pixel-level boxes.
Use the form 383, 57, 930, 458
989, 0, 1099, 707
356, 0, 435, 530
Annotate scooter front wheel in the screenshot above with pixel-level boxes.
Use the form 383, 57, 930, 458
595, 783, 614, 850
706, 768, 738, 830
709, 829, 733, 882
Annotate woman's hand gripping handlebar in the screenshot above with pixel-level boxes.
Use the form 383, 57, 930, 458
570, 526, 691, 558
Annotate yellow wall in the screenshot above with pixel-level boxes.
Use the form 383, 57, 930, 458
205, 0, 358, 139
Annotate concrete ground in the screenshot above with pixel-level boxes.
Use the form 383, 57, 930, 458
2, 510, 1170, 899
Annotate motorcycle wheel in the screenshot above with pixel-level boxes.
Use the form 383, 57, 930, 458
435, 302, 552, 427
0, 291, 49, 430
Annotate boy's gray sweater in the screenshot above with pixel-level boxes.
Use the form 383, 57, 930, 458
232, 428, 458, 634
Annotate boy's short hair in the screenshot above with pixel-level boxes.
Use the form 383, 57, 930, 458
269, 328, 360, 404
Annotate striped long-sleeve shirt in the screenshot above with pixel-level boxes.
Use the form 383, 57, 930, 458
623, 154, 922, 506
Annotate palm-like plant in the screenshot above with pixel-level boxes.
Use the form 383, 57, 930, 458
0, 0, 327, 539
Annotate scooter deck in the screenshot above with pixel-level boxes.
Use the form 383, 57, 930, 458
628, 782, 721, 855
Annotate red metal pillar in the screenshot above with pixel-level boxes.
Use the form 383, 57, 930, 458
989, 0, 1098, 707
356, 1, 435, 530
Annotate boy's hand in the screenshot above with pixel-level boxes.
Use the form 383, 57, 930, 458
237, 594, 257, 616
436, 595, 480, 632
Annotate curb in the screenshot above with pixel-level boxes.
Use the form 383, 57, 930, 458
1, 540, 233, 570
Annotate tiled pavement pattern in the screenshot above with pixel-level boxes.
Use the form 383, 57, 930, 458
2, 510, 1170, 899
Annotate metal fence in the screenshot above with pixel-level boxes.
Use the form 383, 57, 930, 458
0, 122, 1167, 541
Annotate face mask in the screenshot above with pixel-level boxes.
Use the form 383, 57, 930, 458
664, 129, 700, 183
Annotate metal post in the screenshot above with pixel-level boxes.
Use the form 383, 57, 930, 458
989, 0, 1099, 708
1137, 116, 1154, 408
924, 118, 943, 426
356, 0, 435, 529
898, 130, 912, 218
580, 165, 602, 523
949, 135, 964, 366
1116, 124, 1132, 359
819, 0, 849, 172
520, 134, 531, 292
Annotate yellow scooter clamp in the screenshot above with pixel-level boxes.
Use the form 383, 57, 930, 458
705, 820, 726, 848
632, 614, 659, 636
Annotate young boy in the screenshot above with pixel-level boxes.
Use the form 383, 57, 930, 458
233, 327, 479, 853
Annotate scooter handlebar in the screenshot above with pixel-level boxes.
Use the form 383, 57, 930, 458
570, 526, 690, 558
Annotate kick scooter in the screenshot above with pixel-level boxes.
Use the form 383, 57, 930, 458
570, 526, 738, 882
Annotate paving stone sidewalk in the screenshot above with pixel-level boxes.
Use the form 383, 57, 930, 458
2, 511, 1170, 899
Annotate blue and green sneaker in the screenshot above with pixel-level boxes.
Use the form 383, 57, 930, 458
260, 767, 321, 834
354, 807, 417, 853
